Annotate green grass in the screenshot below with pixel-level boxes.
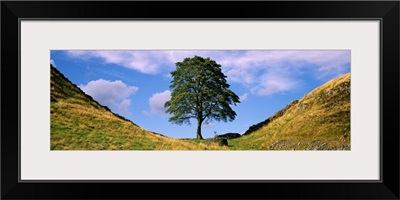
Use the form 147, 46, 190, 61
51, 64, 350, 150
50, 65, 229, 150
229, 73, 351, 150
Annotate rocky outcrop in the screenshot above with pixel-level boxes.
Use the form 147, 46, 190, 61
215, 133, 241, 139
268, 139, 351, 150
205, 138, 228, 146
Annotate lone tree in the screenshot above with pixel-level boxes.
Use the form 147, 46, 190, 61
164, 56, 240, 139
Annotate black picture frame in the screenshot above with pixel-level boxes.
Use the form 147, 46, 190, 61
2, 1, 399, 199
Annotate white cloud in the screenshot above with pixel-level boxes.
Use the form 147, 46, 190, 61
144, 90, 171, 116
225, 69, 255, 85
50, 59, 57, 68
117, 99, 132, 116
66, 50, 88, 57
202, 123, 215, 128
218, 50, 350, 71
219, 50, 350, 96
67, 50, 350, 96
66, 50, 170, 74
163, 73, 172, 80
162, 50, 350, 95
79, 79, 138, 116
239, 93, 248, 101
252, 73, 300, 96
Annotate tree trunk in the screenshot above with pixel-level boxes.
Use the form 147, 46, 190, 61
196, 119, 203, 139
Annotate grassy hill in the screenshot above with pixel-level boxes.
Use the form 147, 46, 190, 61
50, 64, 228, 150
229, 73, 351, 150
51, 64, 350, 150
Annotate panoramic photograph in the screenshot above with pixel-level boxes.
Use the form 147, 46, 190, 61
50, 50, 350, 150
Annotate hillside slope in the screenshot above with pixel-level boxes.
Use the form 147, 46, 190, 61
50, 65, 228, 150
230, 73, 351, 150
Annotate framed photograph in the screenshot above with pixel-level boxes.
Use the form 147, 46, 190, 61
2, 1, 399, 199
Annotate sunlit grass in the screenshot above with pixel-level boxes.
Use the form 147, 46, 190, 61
51, 65, 350, 150
51, 65, 230, 150
229, 73, 351, 150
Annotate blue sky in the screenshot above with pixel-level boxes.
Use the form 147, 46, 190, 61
51, 50, 350, 139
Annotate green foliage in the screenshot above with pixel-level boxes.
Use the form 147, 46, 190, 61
164, 56, 240, 139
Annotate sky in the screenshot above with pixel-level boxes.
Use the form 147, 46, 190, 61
50, 50, 350, 139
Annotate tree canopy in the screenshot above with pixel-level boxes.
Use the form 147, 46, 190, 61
164, 55, 240, 139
